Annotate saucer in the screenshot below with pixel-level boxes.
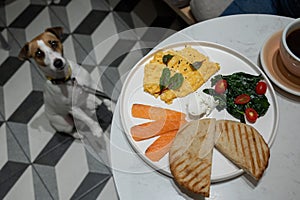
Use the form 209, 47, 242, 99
260, 30, 300, 96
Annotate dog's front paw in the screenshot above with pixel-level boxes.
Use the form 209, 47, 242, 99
103, 99, 112, 111
91, 123, 103, 137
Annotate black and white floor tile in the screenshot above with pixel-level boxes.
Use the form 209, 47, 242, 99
0, 0, 187, 199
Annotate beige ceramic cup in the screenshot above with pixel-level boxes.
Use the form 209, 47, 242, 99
279, 18, 300, 77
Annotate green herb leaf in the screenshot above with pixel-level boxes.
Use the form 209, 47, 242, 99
190, 60, 204, 70
168, 73, 184, 90
160, 68, 171, 90
159, 67, 184, 93
162, 54, 174, 65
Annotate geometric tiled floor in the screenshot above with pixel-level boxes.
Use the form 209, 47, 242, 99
0, 0, 187, 199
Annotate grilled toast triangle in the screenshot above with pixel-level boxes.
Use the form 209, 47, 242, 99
215, 120, 270, 180
169, 118, 216, 197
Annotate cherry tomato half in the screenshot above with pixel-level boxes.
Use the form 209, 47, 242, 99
245, 108, 258, 123
255, 81, 267, 95
215, 79, 227, 94
234, 94, 251, 105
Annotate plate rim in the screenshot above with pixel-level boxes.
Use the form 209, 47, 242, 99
119, 41, 279, 182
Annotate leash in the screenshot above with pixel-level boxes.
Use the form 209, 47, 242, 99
27, 60, 117, 103
73, 79, 112, 100
69, 78, 118, 103
43, 65, 115, 102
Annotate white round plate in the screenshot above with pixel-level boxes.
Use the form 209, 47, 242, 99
120, 41, 279, 182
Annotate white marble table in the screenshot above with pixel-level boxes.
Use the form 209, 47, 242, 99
110, 14, 300, 199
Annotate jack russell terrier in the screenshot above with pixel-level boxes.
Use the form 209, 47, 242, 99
18, 27, 111, 139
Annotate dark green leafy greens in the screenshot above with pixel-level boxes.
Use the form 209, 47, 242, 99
203, 72, 270, 123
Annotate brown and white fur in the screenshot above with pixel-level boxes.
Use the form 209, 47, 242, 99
18, 27, 107, 139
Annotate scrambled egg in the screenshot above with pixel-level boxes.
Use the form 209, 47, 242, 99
143, 46, 220, 104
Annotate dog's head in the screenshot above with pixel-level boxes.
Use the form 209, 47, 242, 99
18, 27, 66, 73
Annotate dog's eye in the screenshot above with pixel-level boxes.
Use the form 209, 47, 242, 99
35, 49, 44, 58
49, 40, 58, 49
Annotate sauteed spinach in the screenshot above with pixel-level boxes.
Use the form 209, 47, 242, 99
203, 72, 270, 123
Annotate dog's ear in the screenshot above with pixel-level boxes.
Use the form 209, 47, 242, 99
45, 26, 63, 40
18, 43, 30, 61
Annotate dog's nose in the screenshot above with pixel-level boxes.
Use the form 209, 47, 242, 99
53, 59, 63, 69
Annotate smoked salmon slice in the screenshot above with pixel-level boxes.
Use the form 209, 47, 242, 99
145, 130, 178, 162
131, 119, 186, 141
131, 104, 186, 121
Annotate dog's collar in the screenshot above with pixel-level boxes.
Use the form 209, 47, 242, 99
46, 66, 73, 85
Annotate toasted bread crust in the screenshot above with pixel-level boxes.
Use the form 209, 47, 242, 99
215, 120, 270, 180
169, 119, 216, 197
169, 119, 270, 197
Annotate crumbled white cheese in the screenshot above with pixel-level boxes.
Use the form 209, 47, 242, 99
187, 92, 219, 118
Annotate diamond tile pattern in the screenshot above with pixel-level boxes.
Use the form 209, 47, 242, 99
0, 0, 187, 199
